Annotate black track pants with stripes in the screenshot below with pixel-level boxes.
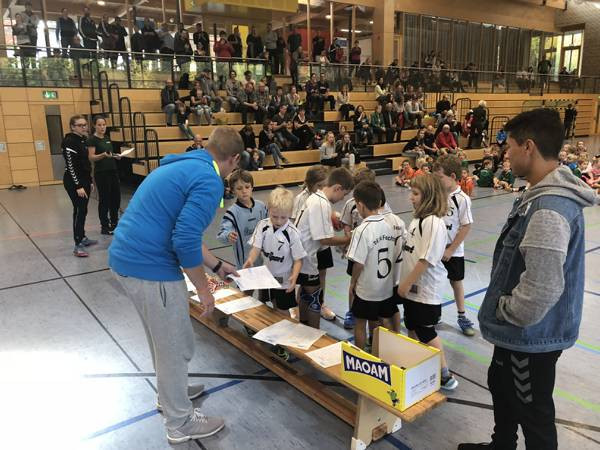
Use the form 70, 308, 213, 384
64, 173, 91, 246
488, 345, 562, 450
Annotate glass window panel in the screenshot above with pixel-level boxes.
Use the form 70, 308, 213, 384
453, 21, 467, 70
572, 32, 582, 46
563, 34, 572, 47
402, 14, 419, 66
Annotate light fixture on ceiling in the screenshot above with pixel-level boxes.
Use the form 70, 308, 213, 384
341, 29, 362, 33
325, 14, 331, 19
97, 0, 106, 5
369, 20, 373, 24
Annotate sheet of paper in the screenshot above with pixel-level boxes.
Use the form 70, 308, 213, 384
278, 323, 326, 350
305, 342, 343, 368
252, 320, 298, 346
119, 148, 135, 158
183, 273, 196, 293
227, 266, 281, 291
213, 288, 238, 300
190, 294, 200, 303
215, 296, 263, 315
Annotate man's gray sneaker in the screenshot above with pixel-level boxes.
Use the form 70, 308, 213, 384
157, 384, 205, 411
458, 316, 476, 337
166, 409, 225, 444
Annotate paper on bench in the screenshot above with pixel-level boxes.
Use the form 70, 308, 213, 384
252, 320, 298, 346
227, 266, 281, 291
119, 148, 135, 158
215, 296, 263, 315
277, 324, 326, 350
213, 288, 238, 300
305, 342, 343, 368
183, 273, 196, 293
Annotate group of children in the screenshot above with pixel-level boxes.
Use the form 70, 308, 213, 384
217, 153, 482, 392
560, 141, 600, 193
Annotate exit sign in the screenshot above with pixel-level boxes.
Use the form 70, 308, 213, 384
42, 90, 58, 100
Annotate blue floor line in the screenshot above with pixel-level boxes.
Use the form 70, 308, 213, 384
85, 409, 160, 440
384, 433, 412, 450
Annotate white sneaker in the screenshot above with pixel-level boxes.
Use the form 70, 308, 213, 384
166, 409, 225, 444
321, 305, 336, 321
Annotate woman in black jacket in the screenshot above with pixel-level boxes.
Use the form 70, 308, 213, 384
468, 100, 488, 148
174, 30, 193, 70
62, 115, 97, 257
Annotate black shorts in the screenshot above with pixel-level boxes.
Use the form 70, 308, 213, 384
317, 247, 334, 270
351, 294, 399, 321
259, 288, 297, 310
297, 272, 321, 287
391, 286, 404, 305
443, 256, 465, 281
402, 299, 441, 343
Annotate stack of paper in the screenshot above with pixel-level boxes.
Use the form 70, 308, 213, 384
213, 288, 238, 300
183, 273, 196, 293
227, 266, 281, 291
215, 296, 263, 315
252, 320, 326, 350
305, 342, 343, 368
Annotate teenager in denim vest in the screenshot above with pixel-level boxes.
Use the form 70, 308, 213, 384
459, 109, 597, 450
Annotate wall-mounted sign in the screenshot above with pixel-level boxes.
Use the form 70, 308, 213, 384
42, 90, 58, 100
35, 141, 46, 151
0, 142, 6, 153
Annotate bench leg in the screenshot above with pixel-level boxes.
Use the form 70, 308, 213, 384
351, 395, 402, 450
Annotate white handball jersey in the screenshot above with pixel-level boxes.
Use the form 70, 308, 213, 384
291, 188, 311, 222
341, 197, 394, 230
398, 215, 448, 305
442, 186, 473, 257
346, 212, 406, 301
248, 218, 307, 290
295, 190, 334, 276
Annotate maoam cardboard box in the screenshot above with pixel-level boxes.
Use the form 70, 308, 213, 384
341, 328, 441, 411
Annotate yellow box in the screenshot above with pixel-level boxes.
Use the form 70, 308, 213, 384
341, 328, 441, 411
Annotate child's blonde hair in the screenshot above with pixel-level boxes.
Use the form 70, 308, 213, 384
303, 165, 329, 192
410, 174, 448, 219
353, 167, 376, 185
567, 153, 578, 163
416, 157, 427, 169
268, 187, 294, 214
457, 150, 467, 160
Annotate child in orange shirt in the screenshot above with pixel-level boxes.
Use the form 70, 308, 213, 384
394, 160, 415, 187
413, 158, 431, 177
460, 168, 474, 197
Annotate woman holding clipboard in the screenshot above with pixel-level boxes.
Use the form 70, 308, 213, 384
88, 115, 121, 235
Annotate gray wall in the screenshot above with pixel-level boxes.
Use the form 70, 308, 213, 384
555, 2, 600, 76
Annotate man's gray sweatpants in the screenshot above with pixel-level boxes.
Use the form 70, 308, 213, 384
113, 271, 194, 430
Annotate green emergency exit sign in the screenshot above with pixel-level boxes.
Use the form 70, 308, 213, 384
42, 90, 58, 100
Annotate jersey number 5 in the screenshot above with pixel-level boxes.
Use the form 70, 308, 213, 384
377, 248, 392, 279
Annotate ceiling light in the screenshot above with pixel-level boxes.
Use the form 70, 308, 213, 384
325, 15, 331, 19
97, 0, 106, 5
341, 29, 362, 33
369, 20, 373, 24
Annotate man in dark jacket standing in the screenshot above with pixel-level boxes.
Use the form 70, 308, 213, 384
56, 8, 77, 56
161, 79, 179, 126
563, 103, 577, 140
459, 109, 597, 450
79, 6, 97, 57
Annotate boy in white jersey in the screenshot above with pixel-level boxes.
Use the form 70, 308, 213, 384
295, 168, 354, 328
346, 181, 406, 349
244, 187, 306, 312
433, 155, 475, 336
340, 168, 393, 330
397, 174, 458, 390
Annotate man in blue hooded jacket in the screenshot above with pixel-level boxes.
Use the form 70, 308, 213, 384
459, 109, 597, 450
109, 127, 242, 444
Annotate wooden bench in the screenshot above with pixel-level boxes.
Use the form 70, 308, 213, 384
372, 143, 405, 158
386, 156, 416, 171
189, 289, 445, 449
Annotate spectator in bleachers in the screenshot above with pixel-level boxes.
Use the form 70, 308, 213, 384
287, 24, 302, 54
273, 105, 300, 149
468, 100, 487, 149
392, 84, 405, 103
256, 82, 271, 118
375, 77, 390, 105
283, 85, 299, 117
405, 97, 424, 128
193, 22, 210, 56
130, 24, 144, 62
403, 85, 415, 103
349, 40, 362, 76
263, 23, 277, 73
385, 59, 400, 86
69, 35, 86, 61
290, 45, 305, 89
174, 30, 193, 70
423, 125, 439, 157
259, 119, 288, 169
537, 56, 552, 91
240, 82, 261, 124
435, 124, 458, 153
383, 103, 402, 143
391, 97, 405, 127
198, 69, 223, 113
516, 67, 529, 93
337, 85, 355, 121
97, 15, 114, 61
158, 22, 175, 69
243, 70, 256, 89
496, 123, 507, 148
335, 132, 357, 170
435, 95, 451, 123
354, 105, 373, 146
12, 13, 34, 61
275, 30, 286, 75
79, 6, 97, 57
228, 27, 243, 58
189, 80, 212, 125
111, 17, 127, 64
320, 131, 339, 167
370, 104, 386, 144
179, 73, 191, 90
141, 18, 159, 58
57, 8, 77, 56
161, 79, 179, 126
317, 73, 336, 111
293, 107, 314, 149
239, 124, 265, 169
403, 128, 426, 157
492, 66, 506, 91
357, 57, 372, 86
374, 62, 385, 85
305, 73, 319, 117
564, 103, 577, 139
269, 86, 286, 118
185, 134, 204, 152
23, 1, 38, 48
312, 30, 325, 62
246, 26, 263, 59
175, 101, 195, 139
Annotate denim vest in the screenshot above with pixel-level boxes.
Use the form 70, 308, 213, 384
478, 194, 585, 353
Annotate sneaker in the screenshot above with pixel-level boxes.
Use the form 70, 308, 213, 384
321, 305, 336, 321
276, 165, 284, 170
282, 158, 290, 164
343, 311, 355, 329
289, 307, 299, 320
73, 244, 89, 258
272, 345, 290, 361
81, 237, 98, 247
166, 409, 225, 444
457, 316, 476, 337
457, 444, 494, 449
157, 384, 205, 411
101, 227, 113, 235
441, 375, 459, 391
